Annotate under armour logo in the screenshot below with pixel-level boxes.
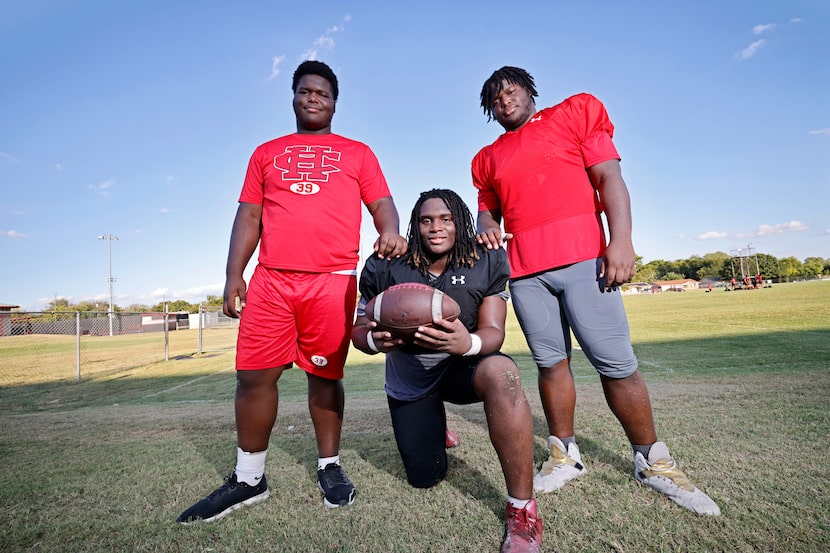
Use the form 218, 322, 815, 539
529, 115, 542, 123
451, 276, 466, 285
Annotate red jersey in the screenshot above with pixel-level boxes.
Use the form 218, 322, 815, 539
472, 93, 620, 278
239, 133, 392, 273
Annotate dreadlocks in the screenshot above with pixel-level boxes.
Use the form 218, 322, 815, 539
479, 66, 538, 121
292, 60, 339, 101
405, 189, 480, 274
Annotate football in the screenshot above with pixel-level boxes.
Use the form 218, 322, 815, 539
365, 283, 461, 339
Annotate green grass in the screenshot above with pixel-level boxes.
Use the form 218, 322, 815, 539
1, 281, 828, 552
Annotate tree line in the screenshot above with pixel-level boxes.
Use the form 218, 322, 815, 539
40, 295, 224, 315
632, 252, 828, 283
30, 253, 829, 313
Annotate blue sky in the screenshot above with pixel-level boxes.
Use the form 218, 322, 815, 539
1, 1, 828, 311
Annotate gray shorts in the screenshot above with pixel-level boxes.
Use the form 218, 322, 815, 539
510, 258, 638, 379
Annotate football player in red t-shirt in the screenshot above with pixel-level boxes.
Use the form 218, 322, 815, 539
178, 61, 407, 524
473, 66, 719, 516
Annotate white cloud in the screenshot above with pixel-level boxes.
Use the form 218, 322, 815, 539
738, 18, 802, 60
300, 15, 350, 61
752, 23, 777, 35
138, 284, 222, 304
303, 35, 336, 61
268, 54, 286, 80
179, 284, 223, 298
808, 128, 830, 135
696, 231, 728, 240
0, 152, 20, 163
2, 229, 27, 238
147, 288, 171, 301
736, 39, 766, 60
85, 178, 116, 197
160, 207, 171, 214
736, 221, 809, 239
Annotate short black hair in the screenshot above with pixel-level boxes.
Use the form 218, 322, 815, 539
292, 60, 339, 101
480, 66, 538, 121
405, 189, 480, 274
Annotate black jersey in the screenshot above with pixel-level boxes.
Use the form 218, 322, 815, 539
357, 246, 510, 401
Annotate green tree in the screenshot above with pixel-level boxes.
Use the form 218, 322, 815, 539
693, 252, 730, 280
149, 300, 197, 313
638, 259, 681, 281
632, 255, 657, 282
778, 257, 804, 282
203, 295, 224, 307
47, 297, 70, 311
754, 253, 780, 281
678, 255, 704, 279
802, 257, 825, 279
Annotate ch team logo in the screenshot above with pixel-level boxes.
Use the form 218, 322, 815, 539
451, 275, 466, 286
274, 145, 341, 195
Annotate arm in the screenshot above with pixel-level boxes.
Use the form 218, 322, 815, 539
366, 196, 408, 259
351, 312, 406, 355
587, 159, 636, 288
476, 208, 513, 250
222, 202, 262, 318
412, 295, 507, 356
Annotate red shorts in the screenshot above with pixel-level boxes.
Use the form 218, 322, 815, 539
235, 267, 357, 379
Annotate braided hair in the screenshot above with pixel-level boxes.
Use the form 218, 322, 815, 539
405, 189, 480, 274
292, 60, 339, 101
479, 66, 538, 121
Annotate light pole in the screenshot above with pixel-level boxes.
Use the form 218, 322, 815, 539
98, 234, 118, 336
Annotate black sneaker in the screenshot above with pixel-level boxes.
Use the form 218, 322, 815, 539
176, 473, 269, 524
317, 463, 356, 509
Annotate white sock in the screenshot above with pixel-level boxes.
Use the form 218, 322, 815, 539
235, 447, 266, 486
318, 455, 340, 470
508, 496, 531, 509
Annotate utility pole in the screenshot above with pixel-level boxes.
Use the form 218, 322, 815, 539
98, 234, 118, 336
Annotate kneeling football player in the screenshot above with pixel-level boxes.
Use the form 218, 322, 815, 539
352, 189, 542, 553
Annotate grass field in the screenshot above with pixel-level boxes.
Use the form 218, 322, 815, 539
1, 281, 828, 552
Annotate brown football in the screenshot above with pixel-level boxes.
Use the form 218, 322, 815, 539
365, 283, 461, 339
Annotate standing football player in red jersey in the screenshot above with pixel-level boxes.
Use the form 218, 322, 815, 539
178, 60, 407, 523
353, 189, 542, 553
473, 66, 719, 515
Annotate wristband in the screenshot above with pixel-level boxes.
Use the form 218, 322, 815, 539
463, 333, 482, 357
366, 330, 380, 353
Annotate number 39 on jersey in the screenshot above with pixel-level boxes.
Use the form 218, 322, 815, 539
290, 182, 321, 195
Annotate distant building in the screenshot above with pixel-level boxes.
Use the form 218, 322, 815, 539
653, 279, 699, 292
622, 282, 654, 295
140, 312, 190, 332
1, 304, 21, 336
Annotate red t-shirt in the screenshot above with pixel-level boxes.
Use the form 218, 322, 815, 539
239, 133, 391, 273
472, 93, 620, 278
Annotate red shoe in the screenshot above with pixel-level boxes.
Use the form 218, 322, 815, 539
445, 427, 461, 448
502, 498, 542, 553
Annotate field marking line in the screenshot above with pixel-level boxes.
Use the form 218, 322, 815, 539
143, 366, 234, 398
638, 359, 676, 373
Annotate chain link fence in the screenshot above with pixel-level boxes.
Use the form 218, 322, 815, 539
0, 306, 239, 386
